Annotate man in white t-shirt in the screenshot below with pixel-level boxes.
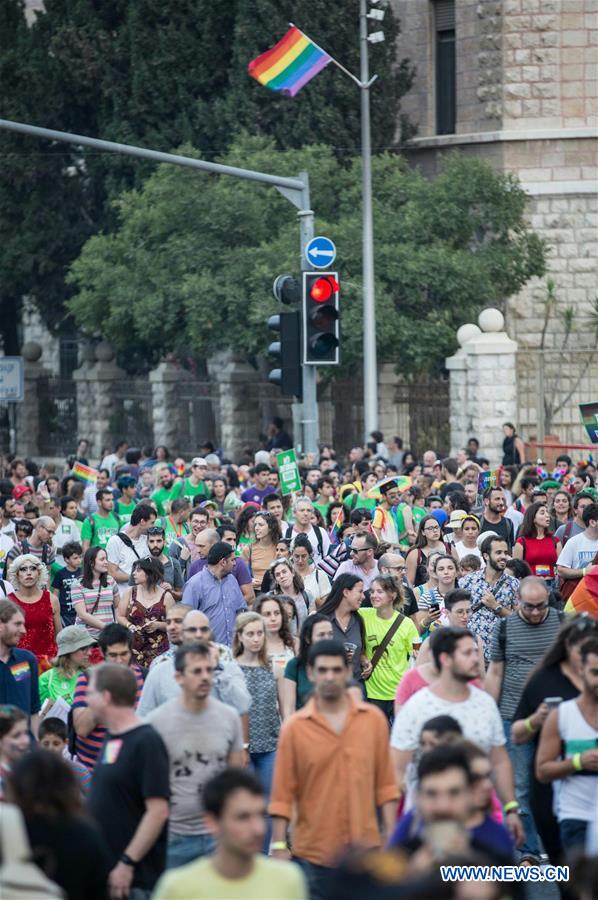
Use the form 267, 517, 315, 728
556, 503, 598, 592
284, 498, 330, 563
390, 626, 524, 848
106, 503, 155, 595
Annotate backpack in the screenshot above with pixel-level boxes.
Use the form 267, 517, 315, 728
561, 520, 575, 546
285, 524, 324, 559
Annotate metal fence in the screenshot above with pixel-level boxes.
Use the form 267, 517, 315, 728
110, 380, 154, 449
517, 349, 598, 446
175, 382, 220, 455
37, 377, 78, 456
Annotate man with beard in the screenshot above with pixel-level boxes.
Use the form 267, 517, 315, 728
269, 640, 398, 899
479, 487, 515, 549
151, 465, 180, 517
460, 535, 520, 663
147, 526, 184, 599
391, 627, 524, 849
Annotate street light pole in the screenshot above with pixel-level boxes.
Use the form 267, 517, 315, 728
359, 0, 379, 442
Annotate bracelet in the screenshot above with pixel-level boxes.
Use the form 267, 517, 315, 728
572, 752, 583, 772
503, 800, 520, 814
119, 853, 136, 867
270, 841, 288, 851
524, 717, 536, 735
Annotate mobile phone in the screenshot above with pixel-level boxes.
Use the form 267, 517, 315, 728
545, 697, 563, 709
429, 602, 440, 613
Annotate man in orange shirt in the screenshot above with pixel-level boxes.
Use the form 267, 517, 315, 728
269, 639, 398, 900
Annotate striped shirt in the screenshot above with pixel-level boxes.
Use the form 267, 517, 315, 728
489, 608, 563, 719
72, 665, 145, 769
71, 577, 119, 638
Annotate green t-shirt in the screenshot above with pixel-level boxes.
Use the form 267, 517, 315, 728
313, 500, 331, 521
343, 493, 377, 512
171, 478, 210, 506
39, 667, 79, 706
411, 505, 427, 526
157, 516, 191, 545
151, 486, 179, 517
80, 511, 121, 549
283, 656, 313, 710
115, 497, 137, 524
358, 608, 419, 701
153, 856, 307, 900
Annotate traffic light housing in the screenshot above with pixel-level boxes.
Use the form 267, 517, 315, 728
267, 311, 303, 399
303, 271, 340, 365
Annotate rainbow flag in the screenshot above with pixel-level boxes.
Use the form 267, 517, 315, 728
328, 505, 344, 542
477, 469, 499, 493
71, 461, 99, 484
248, 26, 332, 97
366, 475, 412, 500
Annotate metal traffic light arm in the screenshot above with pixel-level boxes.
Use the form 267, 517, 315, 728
0, 117, 320, 455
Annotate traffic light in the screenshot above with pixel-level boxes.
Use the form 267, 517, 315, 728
272, 275, 300, 306
303, 271, 340, 365
267, 311, 303, 399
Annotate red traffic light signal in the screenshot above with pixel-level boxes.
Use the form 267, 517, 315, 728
308, 275, 339, 303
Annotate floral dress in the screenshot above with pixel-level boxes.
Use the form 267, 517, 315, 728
126, 587, 171, 668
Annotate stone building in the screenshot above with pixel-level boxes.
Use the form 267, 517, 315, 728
392, 0, 597, 450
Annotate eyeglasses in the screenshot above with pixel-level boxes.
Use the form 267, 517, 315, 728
184, 625, 211, 634
521, 601, 550, 613
384, 564, 406, 572
350, 547, 368, 555
470, 769, 492, 783
41, 525, 56, 535
147, 527, 165, 536
571, 614, 598, 634
423, 525, 440, 532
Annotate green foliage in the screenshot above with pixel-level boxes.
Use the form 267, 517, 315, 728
0, 0, 412, 353
68, 137, 547, 376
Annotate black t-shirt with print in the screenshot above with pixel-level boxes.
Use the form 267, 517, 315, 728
87, 723, 169, 890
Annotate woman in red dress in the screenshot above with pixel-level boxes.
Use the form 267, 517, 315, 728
7, 553, 61, 671
116, 557, 174, 668
513, 501, 562, 585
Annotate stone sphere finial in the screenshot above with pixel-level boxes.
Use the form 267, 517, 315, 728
94, 341, 115, 362
478, 308, 504, 333
21, 341, 42, 362
456, 323, 481, 347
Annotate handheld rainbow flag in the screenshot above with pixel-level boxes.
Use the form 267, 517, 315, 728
477, 469, 500, 493
366, 475, 412, 500
248, 25, 332, 97
71, 461, 99, 484
328, 505, 344, 542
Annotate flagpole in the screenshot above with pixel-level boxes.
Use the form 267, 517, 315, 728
289, 22, 363, 87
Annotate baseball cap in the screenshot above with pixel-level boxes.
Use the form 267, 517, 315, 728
191, 457, 207, 468
207, 541, 235, 565
12, 484, 32, 501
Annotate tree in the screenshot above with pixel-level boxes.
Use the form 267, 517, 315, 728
67, 136, 547, 375
0, 0, 413, 353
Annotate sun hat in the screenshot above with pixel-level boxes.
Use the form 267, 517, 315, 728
56, 625, 96, 657
448, 510, 468, 529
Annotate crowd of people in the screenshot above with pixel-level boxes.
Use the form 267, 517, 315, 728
0, 425, 597, 900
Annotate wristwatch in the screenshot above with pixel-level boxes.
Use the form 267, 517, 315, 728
120, 853, 137, 867
243, 742, 250, 750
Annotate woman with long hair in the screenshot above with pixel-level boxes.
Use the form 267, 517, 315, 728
71, 547, 119, 640
319, 574, 370, 684
116, 556, 174, 667
405, 514, 456, 587
0, 705, 29, 798
453, 515, 482, 562
233, 611, 281, 851
253, 594, 297, 676
291, 534, 331, 608
6, 750, 111, 900
211, 476, 229, 515
513, 501, 561, 582
281, 613, 334, 718
502, 422, 525, 467
7, 554, 61, 670
550, 489, 573, 533
235, 504, 258, 555
38, 624, 95, 706
358, 575, 419, 723
510, 616, 597, 866
269, 557, 311, 626
242, 511, 282, 589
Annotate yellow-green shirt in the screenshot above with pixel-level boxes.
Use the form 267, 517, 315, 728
153, 855, 307, 900
358, 608, 419, 700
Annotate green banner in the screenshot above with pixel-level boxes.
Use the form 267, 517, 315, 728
276, 448, 302, 496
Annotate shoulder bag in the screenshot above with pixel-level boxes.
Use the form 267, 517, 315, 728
364, 612, 405, 678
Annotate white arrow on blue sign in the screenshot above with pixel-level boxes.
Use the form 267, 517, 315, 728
305, 236, 336, 269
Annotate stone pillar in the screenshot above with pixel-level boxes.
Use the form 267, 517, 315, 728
445, 324, 481, 455
16, 342, 51, 457
462, 309, 518, 467
149, 356, 193, 449
207, 352, 265, 460
73, 342, 126, 460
